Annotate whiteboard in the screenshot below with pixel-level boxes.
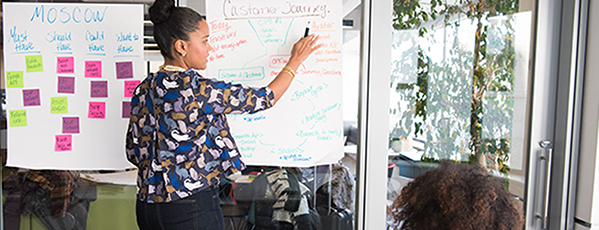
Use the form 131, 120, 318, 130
3, 3, 143, 170
206, 0, 344, 167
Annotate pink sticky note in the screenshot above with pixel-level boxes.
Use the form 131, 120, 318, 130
116, 61, 134, 79
57, 57, 74, 74
88, 102, 106, 119
85, 61, 102, 78
62, 117, 80, 133
122, 101, 131, 118
55, 135, 72, 151
23, 89, 41, 106
57, 76, 75, 94
90, 81, 108, 98
124, 80, 140, 97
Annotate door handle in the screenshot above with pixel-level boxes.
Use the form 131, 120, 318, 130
535, 140, 553, 229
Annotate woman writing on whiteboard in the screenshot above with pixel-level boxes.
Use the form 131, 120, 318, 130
125, 0, 322, 229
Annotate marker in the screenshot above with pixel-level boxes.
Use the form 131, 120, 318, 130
304, 21, 311, 37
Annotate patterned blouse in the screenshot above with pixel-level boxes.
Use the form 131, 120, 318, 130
126, 70, 274, 203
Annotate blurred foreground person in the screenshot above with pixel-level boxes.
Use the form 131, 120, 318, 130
389, 161, 523, 230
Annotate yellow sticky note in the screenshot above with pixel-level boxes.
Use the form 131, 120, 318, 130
9, 110, 27, 127
6, 71, 24, 88
25, 55, 44, 73
51, 97, 68, 114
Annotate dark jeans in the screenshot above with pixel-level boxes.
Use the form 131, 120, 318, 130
136, 185, 225, 230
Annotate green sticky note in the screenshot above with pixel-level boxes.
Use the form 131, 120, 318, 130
51, 97, 68, 114
9, 110, 27, 127
6, 71, 24, 88
25, 55, 44, 73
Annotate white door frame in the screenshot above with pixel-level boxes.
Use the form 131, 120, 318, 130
354, 0, 392, 229
525, 0, 588, 229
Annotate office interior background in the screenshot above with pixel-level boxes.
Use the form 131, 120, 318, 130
1, 0, 598, 229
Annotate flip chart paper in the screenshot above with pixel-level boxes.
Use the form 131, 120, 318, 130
3, 3, 143, 169
206, 0, 344, 167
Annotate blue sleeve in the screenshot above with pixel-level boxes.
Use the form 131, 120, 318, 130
193, 74, 275, 115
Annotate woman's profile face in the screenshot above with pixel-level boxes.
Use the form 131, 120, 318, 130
184, 20, 212, 70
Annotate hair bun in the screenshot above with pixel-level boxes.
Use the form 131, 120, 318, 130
149, 0, 176, 24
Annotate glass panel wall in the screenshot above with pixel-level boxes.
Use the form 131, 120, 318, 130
1, 1, 359, 230
385, 0, 534, 228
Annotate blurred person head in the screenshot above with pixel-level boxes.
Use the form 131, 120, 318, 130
389, 160, 523, 230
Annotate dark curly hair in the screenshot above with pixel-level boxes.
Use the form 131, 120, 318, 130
148, 0, 204, 60
389, 160, 523, 230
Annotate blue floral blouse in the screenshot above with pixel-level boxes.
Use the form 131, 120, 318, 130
126, 70, 274, 203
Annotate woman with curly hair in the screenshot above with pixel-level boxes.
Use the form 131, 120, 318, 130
388, 160, 523, 230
